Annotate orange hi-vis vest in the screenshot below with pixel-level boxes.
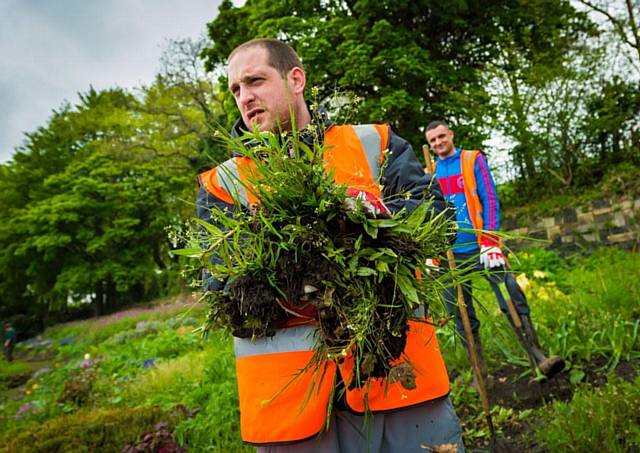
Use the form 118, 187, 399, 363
200, 124, 450, 446
433, 150, 488, 245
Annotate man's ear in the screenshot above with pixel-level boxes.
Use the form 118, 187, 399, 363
287, 67, 306, 96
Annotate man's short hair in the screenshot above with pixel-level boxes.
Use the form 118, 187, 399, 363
426, 120, 450, 132
228, 39, 303, 76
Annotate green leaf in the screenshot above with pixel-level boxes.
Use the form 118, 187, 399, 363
395, 271, 419, 306
362, 220, 378, 239
171, 248, 204, 258
569, 368, 585, 385
356, 267, 377, 277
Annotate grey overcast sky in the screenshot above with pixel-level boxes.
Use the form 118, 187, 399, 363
0, 0, 227, 163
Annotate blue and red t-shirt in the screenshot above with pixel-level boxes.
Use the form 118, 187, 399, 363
434, 148, 501, 252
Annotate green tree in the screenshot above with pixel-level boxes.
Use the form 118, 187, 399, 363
202, 0, 587, 150
576, 0, 640, 74
485, 0, 595, 186
0, 64, 227, 321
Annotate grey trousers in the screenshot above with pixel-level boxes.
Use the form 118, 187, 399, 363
257, 396, 465, 453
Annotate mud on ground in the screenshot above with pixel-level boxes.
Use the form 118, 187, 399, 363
461, 357, 639, 452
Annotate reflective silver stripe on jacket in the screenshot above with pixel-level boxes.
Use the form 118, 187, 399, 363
234, 324, 319, 358
352, 124, 384, 182
216, 157, 250, 207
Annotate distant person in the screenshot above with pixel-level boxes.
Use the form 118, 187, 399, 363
425, 120, 564, 385
3, 322, 16, 362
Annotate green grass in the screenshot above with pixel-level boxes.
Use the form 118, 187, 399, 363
0, 361, 31, 382
1, 248, 638, 451
536, 376, 640, 452
439, 247, 639, 448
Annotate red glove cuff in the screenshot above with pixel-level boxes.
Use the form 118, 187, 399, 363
345, 188, 390, 216
479, 233, 501, 249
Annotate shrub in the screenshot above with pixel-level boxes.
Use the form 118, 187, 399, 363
2, 406, 174, 453
59, 366, 97, 407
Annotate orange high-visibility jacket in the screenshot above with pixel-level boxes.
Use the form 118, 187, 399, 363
200, 124, 450, 446
433, 150, 490, 245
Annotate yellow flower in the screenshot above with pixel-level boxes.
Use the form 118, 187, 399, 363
533, 270, 547, 279
516, 273, 530, 290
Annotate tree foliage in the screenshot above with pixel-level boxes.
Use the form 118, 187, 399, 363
202, 0, 589, 149
0, 39, 228, 324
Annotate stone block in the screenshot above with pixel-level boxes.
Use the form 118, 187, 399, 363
529, 230, 548, 240
581, 233, 599, 242
547, 226, 562, 239
562, 208, 577, 224
592, 198, 610, 209
619, 200, 632, 210
594, 214, 614, 224
542, 217, 555, 228
607, 231, 638, 243
612, 212, 626, 228
576, 223, 594, 234
561, 235, 574, 243
593, 206, 613, 217
577, 211, 594, 223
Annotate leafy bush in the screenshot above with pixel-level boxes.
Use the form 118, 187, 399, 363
509, 248, 566, 281
59, 364, 98, 407
2, 406, 174, 453
536, 377, 640, 452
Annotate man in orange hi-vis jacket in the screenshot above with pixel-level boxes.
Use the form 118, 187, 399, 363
426, 121, 565, 388
197, 39, 464, 452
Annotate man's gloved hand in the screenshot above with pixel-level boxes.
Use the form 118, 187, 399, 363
344, 188, 391, 218
479, 235, 505, 269
425, 258, 441, 275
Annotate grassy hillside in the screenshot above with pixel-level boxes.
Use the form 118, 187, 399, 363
1, 248, 638, 452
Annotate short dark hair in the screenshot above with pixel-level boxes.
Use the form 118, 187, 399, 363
426, 120, 450, 132
228, 39, 303, 76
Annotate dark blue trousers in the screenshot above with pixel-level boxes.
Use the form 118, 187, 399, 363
443, 250, 530, 337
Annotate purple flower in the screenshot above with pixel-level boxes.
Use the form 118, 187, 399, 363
136, 321, 147, 330
142, 358, 156, 369
16, 402, 34, 417
58, 336, 75, 345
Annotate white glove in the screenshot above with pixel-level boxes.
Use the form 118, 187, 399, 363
344, 188, 391, 218
479, 245, 506, 269
425, 258, 440, 275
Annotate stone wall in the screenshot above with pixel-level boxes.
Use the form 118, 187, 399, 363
502, 196, 640, 251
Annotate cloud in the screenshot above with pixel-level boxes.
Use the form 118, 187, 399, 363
0, 0, 224, 163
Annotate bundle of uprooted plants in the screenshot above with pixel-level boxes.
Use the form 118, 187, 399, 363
186, 125, 455, 390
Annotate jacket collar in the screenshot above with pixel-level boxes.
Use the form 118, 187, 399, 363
438, 147, 462, 162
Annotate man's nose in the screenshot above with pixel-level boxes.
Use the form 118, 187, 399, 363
238, 87, 255, 106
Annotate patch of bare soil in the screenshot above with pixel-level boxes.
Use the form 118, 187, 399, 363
468, 357, 638, 452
